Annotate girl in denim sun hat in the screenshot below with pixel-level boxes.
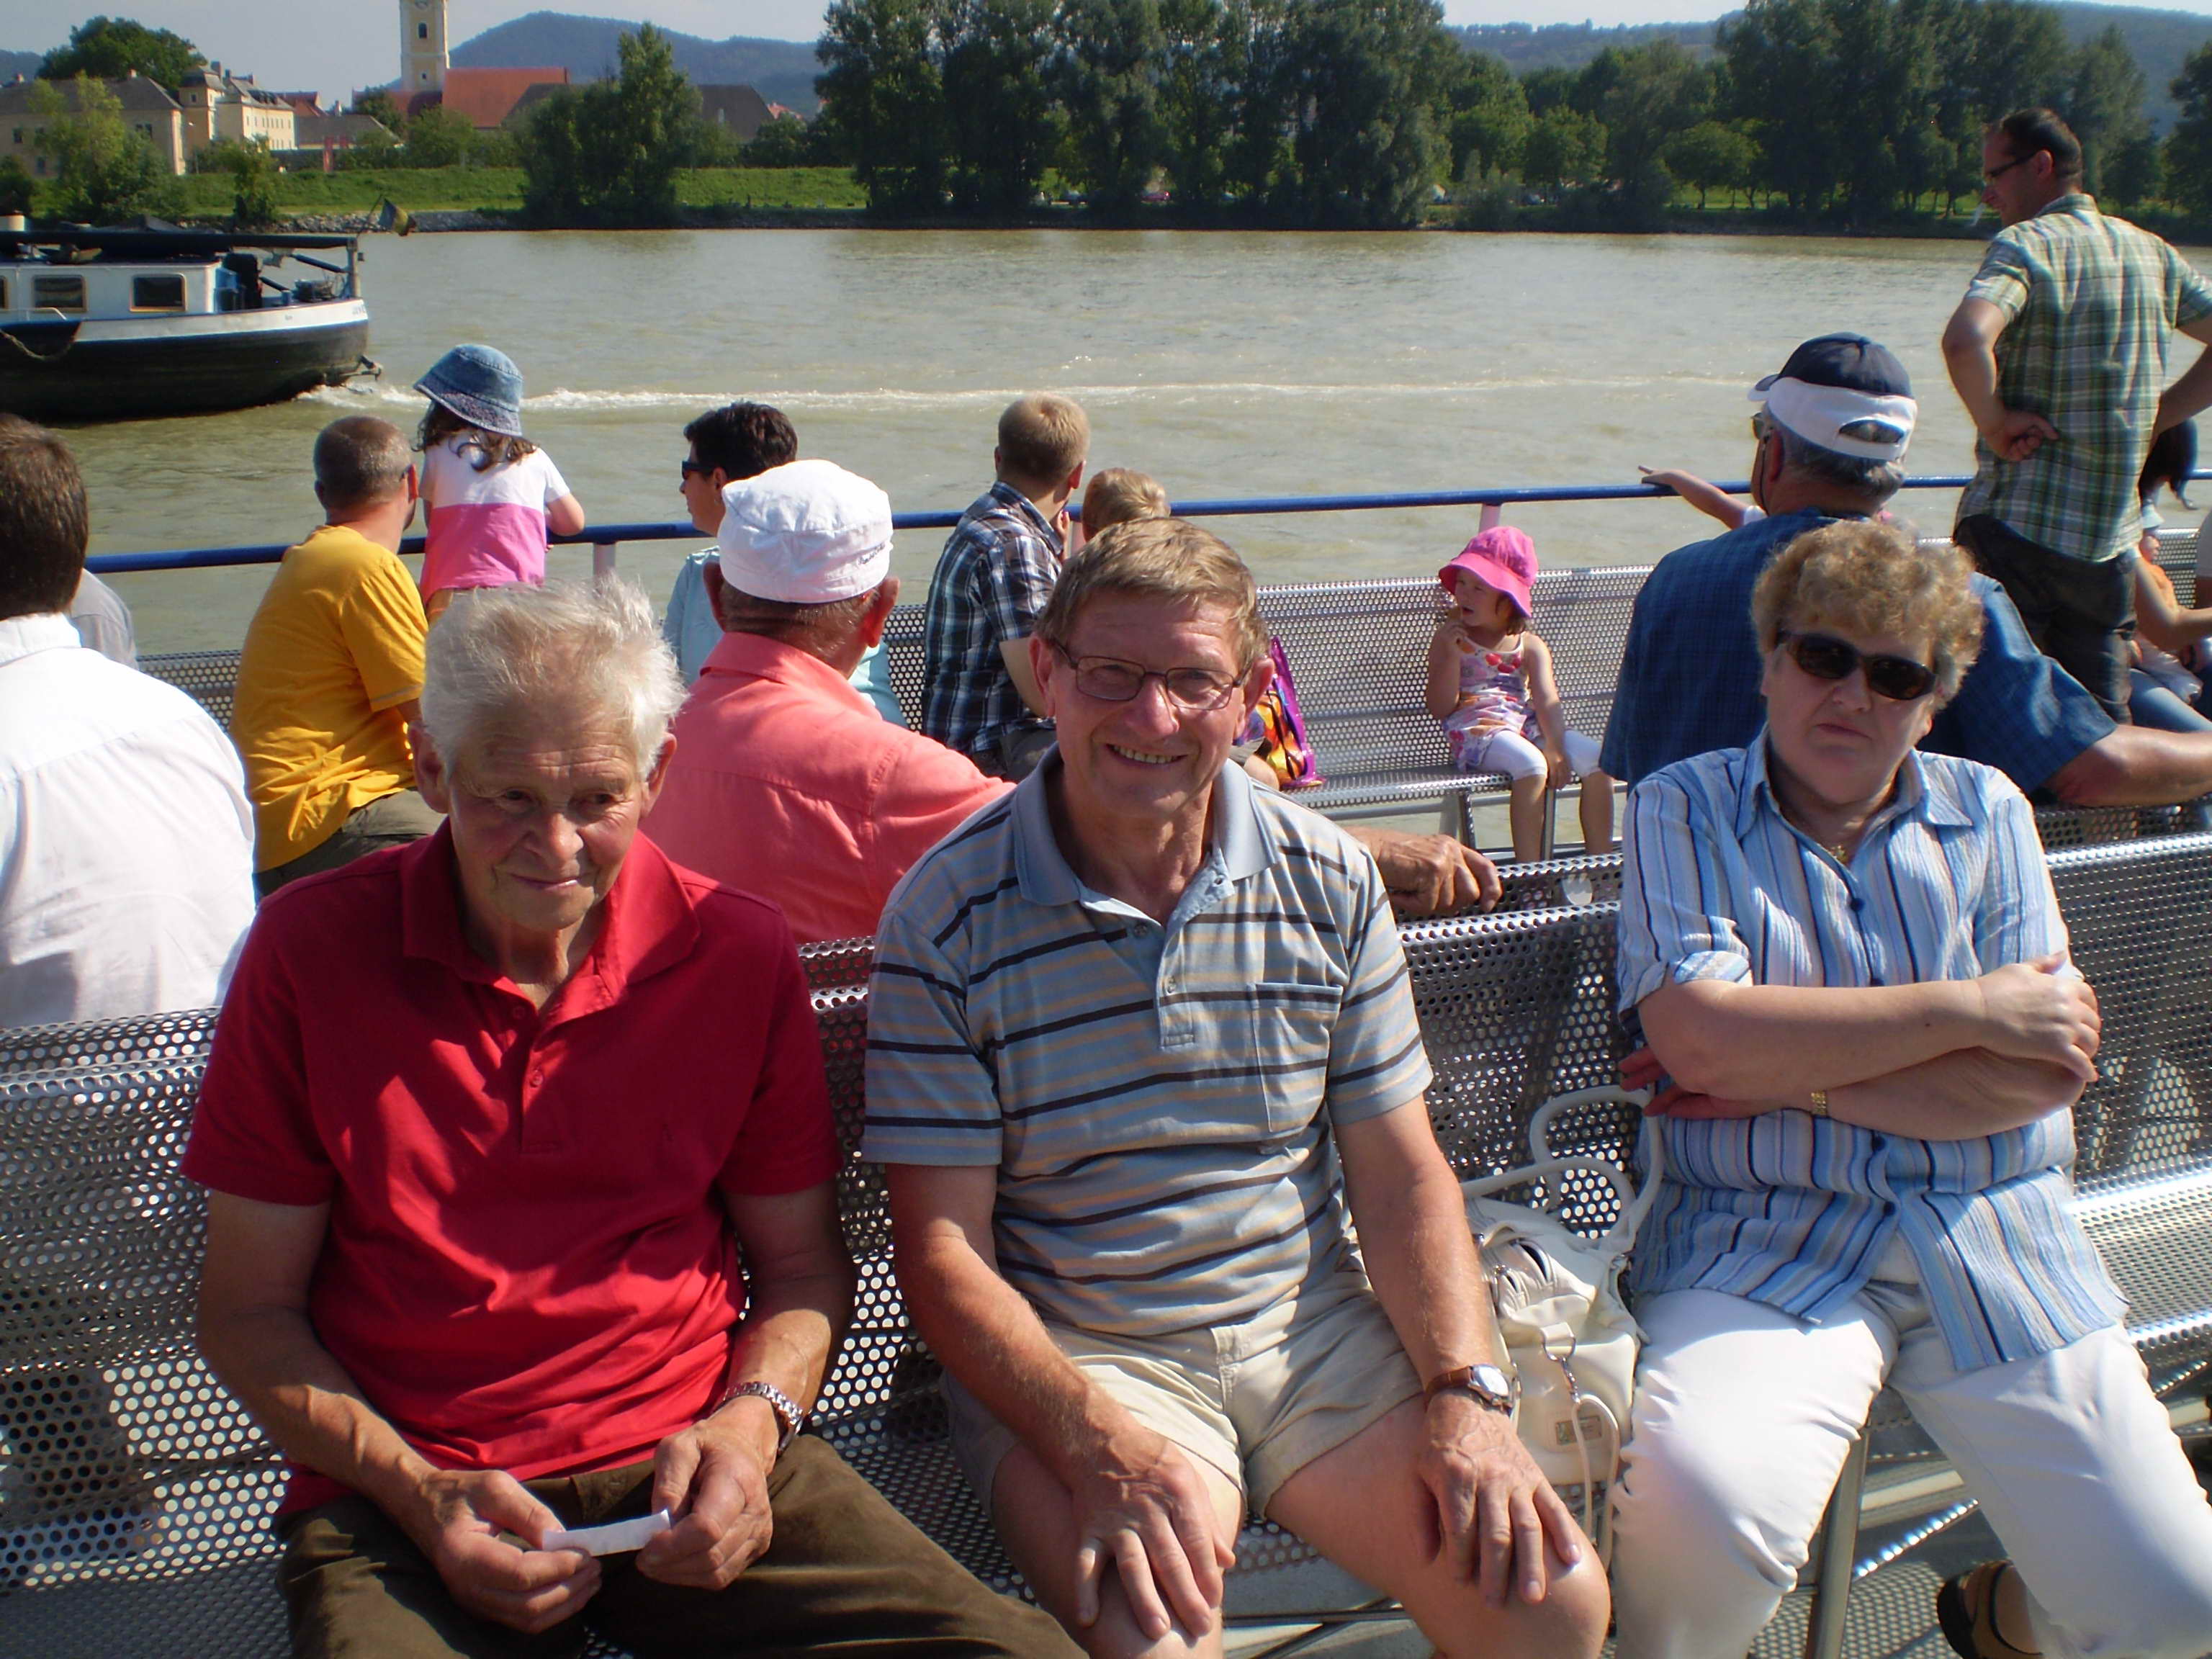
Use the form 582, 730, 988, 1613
413, 343, 586, 621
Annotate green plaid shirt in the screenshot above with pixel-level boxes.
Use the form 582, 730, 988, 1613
1957, 194, 2212, 563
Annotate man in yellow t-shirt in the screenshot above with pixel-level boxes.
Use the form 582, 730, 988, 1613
234, 417, 441, 896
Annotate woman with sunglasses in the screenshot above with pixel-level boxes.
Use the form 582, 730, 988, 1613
1606, 521, 2212, 1659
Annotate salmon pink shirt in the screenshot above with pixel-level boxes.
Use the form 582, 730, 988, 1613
644, 631, 1010, 944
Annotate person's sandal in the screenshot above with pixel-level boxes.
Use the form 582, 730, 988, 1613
1936, 1560, 2041, 1659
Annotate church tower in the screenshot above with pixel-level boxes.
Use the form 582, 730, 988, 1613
402, 0, 447, 96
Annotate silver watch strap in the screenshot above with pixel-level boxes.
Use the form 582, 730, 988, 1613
719, 1380, 805, 1452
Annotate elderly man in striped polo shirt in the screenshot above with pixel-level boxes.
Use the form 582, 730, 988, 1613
865, 520, 1609, 1659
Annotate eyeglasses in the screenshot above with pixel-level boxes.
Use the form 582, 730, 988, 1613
680, 457, 711, 482
1749, 414, 1768, 444
1982, 153, 2029, 186
1777, 631, 1938, 701
1051, 645, 1240, 710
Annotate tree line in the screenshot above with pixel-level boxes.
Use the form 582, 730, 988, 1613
811, 0, 2212, 225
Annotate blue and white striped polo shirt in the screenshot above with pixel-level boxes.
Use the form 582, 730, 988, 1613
1618, 737, 2126, 1371
863, 758, 1433, 1339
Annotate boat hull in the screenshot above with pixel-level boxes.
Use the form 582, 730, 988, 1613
0, 301, 371, 423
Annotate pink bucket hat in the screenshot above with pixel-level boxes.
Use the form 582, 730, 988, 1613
1439, 525, 1538, 619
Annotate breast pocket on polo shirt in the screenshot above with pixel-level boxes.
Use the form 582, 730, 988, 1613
1244, 983, 1341, 1141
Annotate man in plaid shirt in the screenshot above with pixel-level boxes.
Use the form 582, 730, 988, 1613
921, 395, 1089, 779
1943, 107, 2212, 724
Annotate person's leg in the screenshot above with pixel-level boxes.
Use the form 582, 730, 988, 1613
1958, 517, 2059, 642
2036, 551, 2137, 728
1606, 1287, 1894, 1659
1245, 1277, 1605, 1659
280, 1490, 585, 1659
1474, 730, 1550, 860
583, 1439, 1082, 1659
943, 1334, 1247, 1659
1894, 1323, 2212, 1659
1561, 731, 1613, 853
1956, 518, 2132, 723
985, 1442, 1243, 1659
1262, 1397, 1609, 1659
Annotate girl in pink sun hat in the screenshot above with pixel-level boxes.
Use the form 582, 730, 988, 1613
1424, 524, 1615, 861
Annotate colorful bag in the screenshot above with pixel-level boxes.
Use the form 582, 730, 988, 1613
1243, 637, 1323, 789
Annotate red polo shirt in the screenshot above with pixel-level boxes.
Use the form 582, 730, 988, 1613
183, 827, 838, 1514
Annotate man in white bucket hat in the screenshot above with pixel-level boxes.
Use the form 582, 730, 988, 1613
644, 459, 1010, 944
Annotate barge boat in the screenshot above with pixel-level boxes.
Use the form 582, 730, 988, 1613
0, 225, 373, 423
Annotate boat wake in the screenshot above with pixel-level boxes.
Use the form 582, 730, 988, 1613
303, 372, 1743, 415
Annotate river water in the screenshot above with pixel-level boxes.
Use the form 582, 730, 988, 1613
68, 226, 2212, 652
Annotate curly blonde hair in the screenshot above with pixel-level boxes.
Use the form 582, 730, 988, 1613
1750, 521, 1983, 701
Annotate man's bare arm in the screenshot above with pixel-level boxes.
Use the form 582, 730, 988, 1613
1942, 298, 2057, 460
639, 1182, 855, 1591
1345, 826, 1502, 917
2154, 317, 2212, 436
1336, 1097, 1585, 1606
1000, 637, 1048, 715
886, 1161, 1232, 1640
197, 1192, 596, 1633
2049, 724, 2212, 806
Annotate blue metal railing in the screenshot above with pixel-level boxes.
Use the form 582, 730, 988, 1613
83, 469, 2212, 576
81, 472, 1963, 576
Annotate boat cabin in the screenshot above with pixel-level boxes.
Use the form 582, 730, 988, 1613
0, 230, 358, 325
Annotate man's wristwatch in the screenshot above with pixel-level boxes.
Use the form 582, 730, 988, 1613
719, 1380, 806, 1455
1424, 1362, 1518, 1415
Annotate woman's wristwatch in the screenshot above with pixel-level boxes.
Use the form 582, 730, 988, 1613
717, 1380, 806, 1455
1807, 1089, 1831, 1118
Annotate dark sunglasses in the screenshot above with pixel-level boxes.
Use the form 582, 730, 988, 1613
1777, 630, 1938, 701
680, 457, 711, 482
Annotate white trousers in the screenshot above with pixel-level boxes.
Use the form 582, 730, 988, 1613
1609, 1269, 2212, 1659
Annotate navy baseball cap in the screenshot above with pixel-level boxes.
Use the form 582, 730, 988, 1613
1749, 334, 1916, 462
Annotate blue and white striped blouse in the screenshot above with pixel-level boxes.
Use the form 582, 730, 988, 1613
1617, 736, 2125, 1370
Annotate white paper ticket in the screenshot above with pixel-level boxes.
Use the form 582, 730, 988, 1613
541, 1509, 673, 1557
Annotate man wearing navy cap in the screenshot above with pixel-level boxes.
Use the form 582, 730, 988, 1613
1603, 333, 2212, 809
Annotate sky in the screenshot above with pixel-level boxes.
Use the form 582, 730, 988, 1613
4, 0, 2210, 104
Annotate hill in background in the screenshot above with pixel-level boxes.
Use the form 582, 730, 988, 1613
1, 49, 45, 81
1452, 3, 2212, 130
450, 12, 821, 112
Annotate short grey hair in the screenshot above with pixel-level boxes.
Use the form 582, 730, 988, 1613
421, 578, 685, 775
1764, 414, 1905, 503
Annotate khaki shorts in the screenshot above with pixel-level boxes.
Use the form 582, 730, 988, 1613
947, 1269, 1422, 1516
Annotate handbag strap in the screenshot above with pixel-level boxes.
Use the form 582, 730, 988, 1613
1462, 1087, 1665, 1262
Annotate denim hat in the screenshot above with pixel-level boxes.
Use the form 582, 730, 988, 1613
413, 344, 526, 438
1748, 334, 1915, 463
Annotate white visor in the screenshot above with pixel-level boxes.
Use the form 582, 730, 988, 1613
1752, 376, 1917, 462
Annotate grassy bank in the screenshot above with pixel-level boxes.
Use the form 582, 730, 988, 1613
35, 165, 868, 220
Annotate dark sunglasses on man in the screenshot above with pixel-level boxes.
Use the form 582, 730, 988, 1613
1776, 630, 1938, 701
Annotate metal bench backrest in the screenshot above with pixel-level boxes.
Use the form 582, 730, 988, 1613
9, 832, 2212, 1647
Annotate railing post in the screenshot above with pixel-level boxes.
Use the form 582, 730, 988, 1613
593, 541, 619, 580
1478, 503, 1502, 532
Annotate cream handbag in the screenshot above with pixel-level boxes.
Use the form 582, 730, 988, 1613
1461, 1088, 1660, 1554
